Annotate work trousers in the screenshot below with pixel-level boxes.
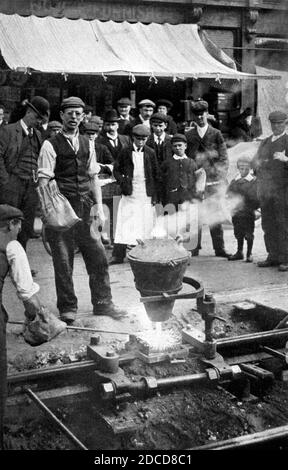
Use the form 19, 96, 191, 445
46, 196, 112, 315
197, 183, 226, 253
0, 174, 38, 250
259, 187, 288, 264
232, 212, 255, 242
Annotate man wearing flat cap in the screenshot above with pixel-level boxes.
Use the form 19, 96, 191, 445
0, 204, 66, 448
0, 96, 50, 253
116, 97, 135, 135
146, 113, 173, 163
252, 110, 288, 271
156, 99, 178, 136
97, 109, 130, 162
38, 96, 128, 323
134, 99, 155, 130
186, 99, 230, 258
111, 124, 161, 264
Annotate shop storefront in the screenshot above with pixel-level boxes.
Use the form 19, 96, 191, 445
0, 1, 286, 133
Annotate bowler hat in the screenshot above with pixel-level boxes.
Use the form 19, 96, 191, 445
117, 97, 132, 106
132, 124, 151, 137
269, 110, 287, 123
156, 99, 173, 109
138, 99, 156, 108
0, 204, 24, 222
103, 109, 120, 123
48, 120, 62, 130
191, 99, 208, 114
150, 113, 168, 124
171, 133, 187, 144
27, 96, 50, 119
60, 96, 85, 110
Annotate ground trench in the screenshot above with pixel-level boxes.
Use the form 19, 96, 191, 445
4, 301, 288, 450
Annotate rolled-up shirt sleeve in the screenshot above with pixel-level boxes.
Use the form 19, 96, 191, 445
38, 140, 57, 179
88, 140, 100, 178
6, 240, 40, 301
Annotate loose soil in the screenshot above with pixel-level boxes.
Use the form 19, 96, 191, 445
4, 302, 288, 450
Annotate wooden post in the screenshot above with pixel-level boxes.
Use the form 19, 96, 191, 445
241, 8, 259, 112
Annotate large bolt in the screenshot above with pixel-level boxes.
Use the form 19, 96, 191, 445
206, 368, 219, 382
100, 382, 115, 400
106, 351, 115, 357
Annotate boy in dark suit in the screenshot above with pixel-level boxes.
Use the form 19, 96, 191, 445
227, 157, 259, 262
146, 113, 173, 164
161, 134, 197, 207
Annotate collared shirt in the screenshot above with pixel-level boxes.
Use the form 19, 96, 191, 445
20, 119, 33, 136
153, 133, 165, 145
38, 130, 100, 180
139, 115, 150, 128
196, 123, 209, 139
271, 130, 286, 142
173, 154, 188, 160
234, 172, 254, 182
106, 132, 118, 147
133, 143, 143, 153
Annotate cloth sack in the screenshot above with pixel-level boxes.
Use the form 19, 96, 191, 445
37, 180, 81, 231
23, 306, 67, 346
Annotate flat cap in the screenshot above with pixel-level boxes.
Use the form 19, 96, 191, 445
268, 110, 287, 122
132, 124, 151, 137
0, 204, 24, 222
103, 109, 119, 122
156, 99, 173, 109
83, 121, 98, 133
150, 112, 168, 124
138, 99, 156, 108
117, 97, 132, 106
60, 96, 85, 110
171, 133, 187, 144
90, 115, 103, 125
48, 120, 62, 130
191, 99, 209, 114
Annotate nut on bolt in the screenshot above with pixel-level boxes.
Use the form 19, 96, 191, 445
100, 381, 115, 400
206, 368, 219, 382
141, 376, 158, 395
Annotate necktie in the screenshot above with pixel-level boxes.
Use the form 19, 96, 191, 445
28, 127, 33, 137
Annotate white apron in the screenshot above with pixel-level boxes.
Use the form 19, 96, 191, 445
114, 151, 156, 245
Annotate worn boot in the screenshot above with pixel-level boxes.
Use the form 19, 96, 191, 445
228, 238, 243, 261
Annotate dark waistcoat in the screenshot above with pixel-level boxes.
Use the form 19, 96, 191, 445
50, 133, 91, 198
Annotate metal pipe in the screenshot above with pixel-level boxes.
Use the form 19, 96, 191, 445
8, 321, 130, 335
189, 424, 288, 450
217, 328, 288, 349
7, 353, 135, 385
23, 387, 88, 450
157, 373, 208, 389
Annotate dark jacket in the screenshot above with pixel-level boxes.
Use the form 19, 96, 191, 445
252, 134, 288, 192
113, 145, 161, 203
97, 133, 130, 161
161, 155, 197, 205
117, 116, 136, 135
185, 125, 228, 183
0, 121, 42, 188
94, 142, 114, 175
146, 134, 173, 163
227, 176, 259, 217
166, 115, 178, 136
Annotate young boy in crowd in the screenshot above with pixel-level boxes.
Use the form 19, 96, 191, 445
161, 134, 197, 207
227, 156, 259, 262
